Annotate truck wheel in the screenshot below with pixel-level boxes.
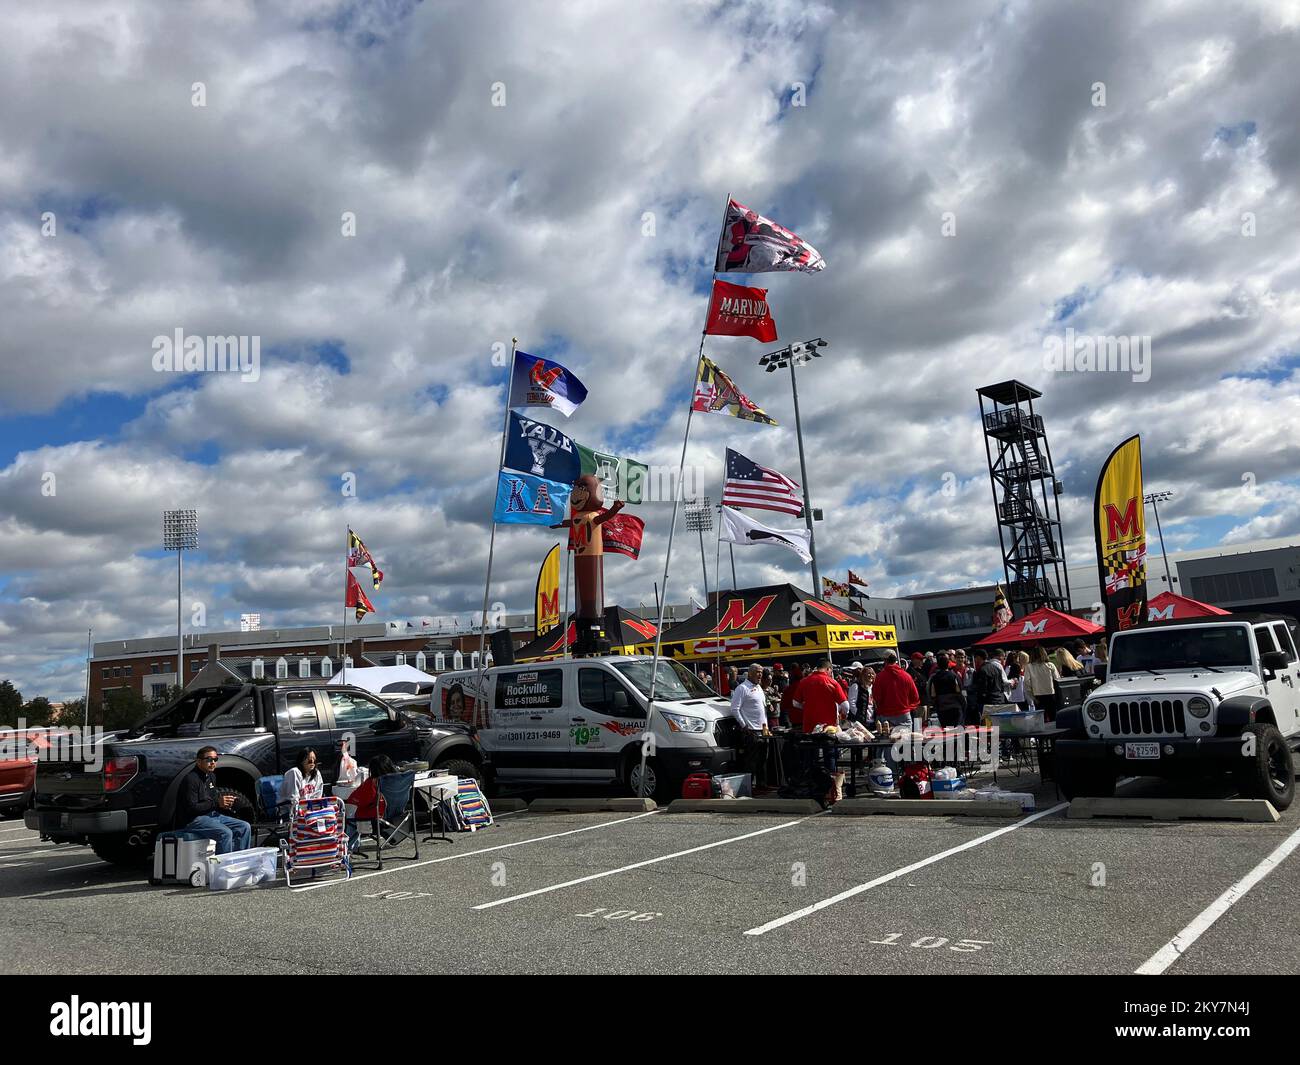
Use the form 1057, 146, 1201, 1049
1055, 758, 1116, 800
90, 833, 152, 867
1233, 724, 1295, 810
215, 786, 256, 822
432, 758, 480, 785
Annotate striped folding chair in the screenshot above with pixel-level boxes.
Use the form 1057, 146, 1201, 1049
439, 778, 494, 833
280, 796, 351, 887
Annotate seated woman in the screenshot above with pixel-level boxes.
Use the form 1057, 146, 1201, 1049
278, 749, 324, 814
343, 755, 397, 852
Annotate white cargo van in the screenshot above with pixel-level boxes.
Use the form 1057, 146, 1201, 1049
431, 655, 741, 799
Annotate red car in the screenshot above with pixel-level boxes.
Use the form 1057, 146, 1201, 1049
0, 729, 65, 818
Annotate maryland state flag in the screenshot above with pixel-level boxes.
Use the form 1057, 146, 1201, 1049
346, 570, 376, 622
347, 528, 383, 590
705, 279, 778, 342
535, 544, 561, 639
991, 585, 1012, 632
822, 577, 853, 598
692, 355, 777, 426
1094, 435, 1147, 632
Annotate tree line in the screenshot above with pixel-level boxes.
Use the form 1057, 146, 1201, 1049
0, 680, 183, 732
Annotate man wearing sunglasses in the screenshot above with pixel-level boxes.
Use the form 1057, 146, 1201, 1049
177, 746, 251, 854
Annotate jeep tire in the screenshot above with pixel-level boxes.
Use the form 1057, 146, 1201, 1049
1055, 757, 1116, 801
1233, 723, 1295, 810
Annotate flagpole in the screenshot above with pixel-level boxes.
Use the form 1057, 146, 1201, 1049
479, 338, 518, 675
342, 526, 348, 685
729, 544, 737, 589
638, 192, 729, 796
714, 503, 723, 691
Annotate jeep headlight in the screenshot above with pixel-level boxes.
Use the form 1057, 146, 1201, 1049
1187, 696, 1212, 719
661, 712, 707, 734
1085, 700, 1108, 722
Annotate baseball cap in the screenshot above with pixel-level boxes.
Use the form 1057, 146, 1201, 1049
849, 660, 863, 670
910, 652, 924, 661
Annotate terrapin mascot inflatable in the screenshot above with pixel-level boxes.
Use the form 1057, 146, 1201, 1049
551, 474, 624, 654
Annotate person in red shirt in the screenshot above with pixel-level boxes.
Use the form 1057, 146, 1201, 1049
871, 652, 920, 729
792, 660, 849, 778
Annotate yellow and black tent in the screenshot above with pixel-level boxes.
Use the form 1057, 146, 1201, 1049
632, 583, 897, 663
513, 605, 659, 662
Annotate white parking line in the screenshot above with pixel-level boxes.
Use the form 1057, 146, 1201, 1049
1136, 820, 1300, 975
292, 810, 659, 892
49, 860, 107, 872
0, 824, 33, 835
474, 814, 822, 910
744, 802, 1070, 936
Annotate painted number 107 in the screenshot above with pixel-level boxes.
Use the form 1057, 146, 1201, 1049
576, 907, 662, 922
869, 933, 993, 953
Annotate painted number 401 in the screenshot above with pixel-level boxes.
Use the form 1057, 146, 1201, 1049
869, 933, 992, 952
576, 907, 662, 922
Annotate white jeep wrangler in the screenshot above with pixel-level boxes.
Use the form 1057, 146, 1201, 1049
1053, 614, 1300, 809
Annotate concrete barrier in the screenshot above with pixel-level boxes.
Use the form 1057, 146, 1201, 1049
1068, 797, 1280, 823
490, 798, 529, 813
528, 798, 657, 813
832, 798, 1026, 817
666, 798, 823, 814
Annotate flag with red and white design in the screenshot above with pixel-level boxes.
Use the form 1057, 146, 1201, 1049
705, 280, 778, 342
346, 570, 376, 622
715, 198, 825, 274
848, 570, 870, 589
722, 448, 802, 516
602, 513, 645, 560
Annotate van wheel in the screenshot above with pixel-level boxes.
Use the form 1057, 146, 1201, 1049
1056, 758, 1115, 800
1234, 724, 1294, 810
624, 755, 668, 802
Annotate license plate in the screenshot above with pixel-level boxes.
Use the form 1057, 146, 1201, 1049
1125, 742, 1160, 760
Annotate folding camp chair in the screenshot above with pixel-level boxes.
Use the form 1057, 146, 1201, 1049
280, 796, 351, 886
251, 774, 291, 847
353, 770, 420, 869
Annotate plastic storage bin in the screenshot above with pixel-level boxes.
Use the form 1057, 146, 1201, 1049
711, 773, 753, 799
986, 709, 1044, 734
204, 846, 279, 891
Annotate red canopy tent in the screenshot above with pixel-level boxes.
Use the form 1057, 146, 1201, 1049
973, 606, 1103, 646
1146, 591, 1229, 622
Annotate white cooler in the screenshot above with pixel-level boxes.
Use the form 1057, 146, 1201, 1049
151, 833, 216, 886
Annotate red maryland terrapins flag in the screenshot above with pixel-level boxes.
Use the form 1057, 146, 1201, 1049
602, 513, 646, 560
705, 279, 778, 342
346, 569, 376, 621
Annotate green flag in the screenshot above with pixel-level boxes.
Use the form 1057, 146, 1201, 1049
578, 443, 649, 504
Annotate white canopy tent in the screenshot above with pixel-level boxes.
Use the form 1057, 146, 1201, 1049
327, 664, 434, 696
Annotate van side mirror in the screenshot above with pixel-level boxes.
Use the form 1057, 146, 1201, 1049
611, 690, 630, 713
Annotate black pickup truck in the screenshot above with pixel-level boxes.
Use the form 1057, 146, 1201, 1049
26, 681, 485, 865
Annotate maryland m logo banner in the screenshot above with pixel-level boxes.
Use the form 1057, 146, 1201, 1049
1094, 435, 1147, 633
534, 544, 562, 638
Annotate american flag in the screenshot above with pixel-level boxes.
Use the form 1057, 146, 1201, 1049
722, 448, 803, 516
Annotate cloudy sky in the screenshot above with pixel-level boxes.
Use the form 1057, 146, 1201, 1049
2, 0, 1299, 700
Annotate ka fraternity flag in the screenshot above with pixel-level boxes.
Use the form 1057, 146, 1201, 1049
508, 351, 588, 417
719, 506, 812, 563
705, 280, 778, 342
494, 470, 573, 525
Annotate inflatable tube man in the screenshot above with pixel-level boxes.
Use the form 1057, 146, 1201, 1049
552, 474, 624, 654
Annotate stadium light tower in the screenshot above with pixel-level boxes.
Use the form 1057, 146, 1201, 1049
163, 510, 198, 690
759, 338, 828, 592
1144, 490, 1175, 588
683, 496, 713, 602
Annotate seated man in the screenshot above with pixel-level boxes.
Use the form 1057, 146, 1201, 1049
178, 746, 251, 855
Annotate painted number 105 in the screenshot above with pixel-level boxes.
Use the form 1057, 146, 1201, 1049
869, 933, 992, 953
576, 907, 662, 922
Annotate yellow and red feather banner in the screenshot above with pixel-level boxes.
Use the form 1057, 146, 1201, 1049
1093, 435, 1147, 632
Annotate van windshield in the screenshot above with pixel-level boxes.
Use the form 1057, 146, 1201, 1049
1110, 626, 1252, 673
614, 660, 715, 701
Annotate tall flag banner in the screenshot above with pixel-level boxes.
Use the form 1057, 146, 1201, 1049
494, 470, 573, 526
705, 279, 778, 342
822, 577, 853, 598
847, 570, 870, 589
692, 356, 778, 426
346, 570, 376, 622
715, 198, 826, 274
602, 513, 646, 560
578, 443, 649, 505
720, 505, 812, 563
508, 351, 588, 417
1094, 435, 1147, 632
504, 411, 581, 484
991, 585, 1012, 632
535, 544, 562, 638
347, 528, 383, 590
723, 447, 802, 516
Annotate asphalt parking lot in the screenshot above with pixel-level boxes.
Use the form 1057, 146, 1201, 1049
2, 772, 1298, 976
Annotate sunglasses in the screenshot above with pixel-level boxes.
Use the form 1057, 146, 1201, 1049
200, 756, 218, 763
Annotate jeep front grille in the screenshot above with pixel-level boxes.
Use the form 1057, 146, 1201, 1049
1107, 699, 1186, 736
